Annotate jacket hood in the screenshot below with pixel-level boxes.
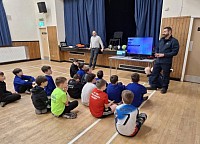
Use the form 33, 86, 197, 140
31, 86, 44, 94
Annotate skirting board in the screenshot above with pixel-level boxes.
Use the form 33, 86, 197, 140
184, 75, 200, 83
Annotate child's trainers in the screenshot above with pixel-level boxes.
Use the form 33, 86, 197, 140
62, 112, 77, 119
25, 90, 31, 94
0, 102, 6, 107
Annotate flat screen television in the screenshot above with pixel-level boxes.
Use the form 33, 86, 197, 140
126, 37, 153, 56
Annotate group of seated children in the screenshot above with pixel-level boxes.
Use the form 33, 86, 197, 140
0, 59, 150, 137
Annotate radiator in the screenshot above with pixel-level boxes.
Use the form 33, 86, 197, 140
0, 46, 28, 63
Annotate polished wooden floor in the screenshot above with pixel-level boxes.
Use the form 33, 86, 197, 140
0, 60, 200, 144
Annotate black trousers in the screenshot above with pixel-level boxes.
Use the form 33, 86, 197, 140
151, 62, 172, 89
18, 85, 33, 93
61, 100, 78, 115
89, 48, 99, 68
0, 94, 21, 104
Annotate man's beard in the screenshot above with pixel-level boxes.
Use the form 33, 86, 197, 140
162, 33, 169, 38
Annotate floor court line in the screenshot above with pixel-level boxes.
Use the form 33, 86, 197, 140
68, 119, 102, 144
106, 90, 156, 144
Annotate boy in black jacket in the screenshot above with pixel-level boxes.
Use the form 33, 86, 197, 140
68, 74, 83, 99
0, 71, 21, 107
31, 76, 50, 114
70, 58, 79, 78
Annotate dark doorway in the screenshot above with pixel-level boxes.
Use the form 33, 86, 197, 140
105, 0, 136, 46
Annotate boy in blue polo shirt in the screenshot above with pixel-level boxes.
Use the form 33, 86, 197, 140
41, 66, 56, 96
77, 63, 85, 79
107, 75, 125, 104
126, 73, 148, 107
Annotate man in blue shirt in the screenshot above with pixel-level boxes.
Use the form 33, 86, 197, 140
107, 75, 125, 104
126, 73, 148, 107
13, 68, 35, 94
41, 66, 56, 96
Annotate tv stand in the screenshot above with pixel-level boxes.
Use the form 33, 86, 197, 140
108, 56, 156, 76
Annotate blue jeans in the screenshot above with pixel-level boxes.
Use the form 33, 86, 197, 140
89, 48, 99, 68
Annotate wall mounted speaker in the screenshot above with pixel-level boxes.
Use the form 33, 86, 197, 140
37, 2, 47, 13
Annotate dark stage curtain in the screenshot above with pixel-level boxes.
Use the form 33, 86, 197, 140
135, 0, 163, 47
64, 0, 106, 46
105, 0, 136, 45
0, 0, 12, 46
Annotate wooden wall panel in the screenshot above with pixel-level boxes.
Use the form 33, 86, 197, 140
47, 26, 61, 61
12, 41, 41, 59
161, 16, 191, 79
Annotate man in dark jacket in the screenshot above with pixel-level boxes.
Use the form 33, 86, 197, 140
70, 58, 79, 78
68, 74, 83, 99
148, 27, 179, 94
31, 76, 50, 114
0, 71, 21, 107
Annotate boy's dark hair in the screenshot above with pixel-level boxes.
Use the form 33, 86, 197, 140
96, 79, 106, 89
86, 73, 96, 82
36, 76, 47, 86
164, 26, 172, 32
12, 68, 22, 75
131, 73, 140, 83
110, 75, 118, 84
0, 71, 4, 76
78, 62, 84, 69
73, 74, 80, 80
122, 90, 134, 104
97, 70, 103, 79
55, 77, 67, 86
73, 58, 78, 62
41, 65, 51, 73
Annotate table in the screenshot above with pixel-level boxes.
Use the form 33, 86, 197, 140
109, 56, 155, 76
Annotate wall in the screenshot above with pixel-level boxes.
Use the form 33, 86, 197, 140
55, 0, 65, 44
162, 0, 200, 18
3, 0, 38, 41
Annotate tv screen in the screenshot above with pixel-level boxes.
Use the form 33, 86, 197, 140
127, 37, 153, 55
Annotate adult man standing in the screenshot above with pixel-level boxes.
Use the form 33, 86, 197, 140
148, 27, 179, 94
89, 31, 104, 70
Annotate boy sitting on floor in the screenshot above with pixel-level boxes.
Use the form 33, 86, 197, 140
81, 73, 96, 106
51, 77, 78, 119
70, 58, 79, 78
13, 68, 35, 94
68, 74, 83, 99
107, 75, 125, 104
89, 79, 117, 118
81, 66, 92, 85
145, 67, 162, 89
115, 90, 147, 137
77, 62, 85, 79
126, 73, 148, 107
0, 71, 21, 107
41, 66, 56, 96
31, 76, 51, 114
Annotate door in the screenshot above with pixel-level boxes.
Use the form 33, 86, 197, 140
40, 28, 50, 60
184, 18, 200, 83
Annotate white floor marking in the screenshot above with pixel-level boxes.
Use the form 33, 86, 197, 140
68, 119, 102, 144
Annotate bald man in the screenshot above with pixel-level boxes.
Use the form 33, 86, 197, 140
89, 31, 104, 70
